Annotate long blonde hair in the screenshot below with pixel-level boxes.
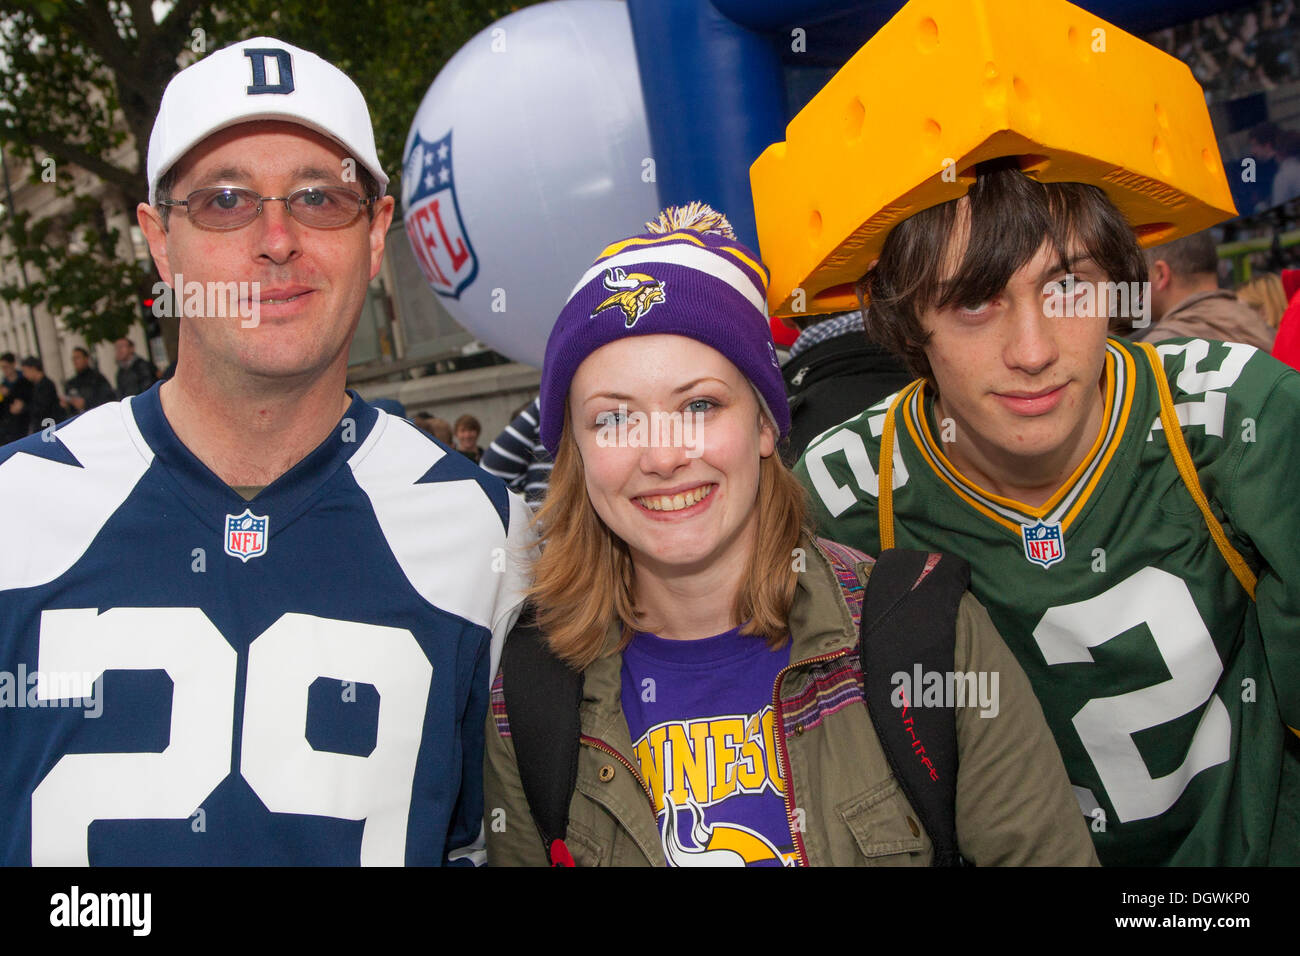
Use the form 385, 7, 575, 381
1236, 272, 1288, 329
528, 405, 811, 670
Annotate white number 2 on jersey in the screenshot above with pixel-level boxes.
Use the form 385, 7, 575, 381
30, 608, 432, 866
802, 409, 910, 516
1032, 567, 1231, 823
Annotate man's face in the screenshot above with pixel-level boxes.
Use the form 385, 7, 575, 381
114, 340, 132, 363
0, 360, 13, 380
20, 365, 39, 383
72, 351, 89, 373
455, 426, 479, 450
919, 228, 1109, 477
137, 120, 395, 383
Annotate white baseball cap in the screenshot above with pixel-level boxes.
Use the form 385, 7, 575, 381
146, 37, 389, 204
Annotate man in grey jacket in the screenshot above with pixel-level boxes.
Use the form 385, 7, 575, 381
1136, 231, 1275, 349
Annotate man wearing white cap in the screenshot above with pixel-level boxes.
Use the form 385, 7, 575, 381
0, 38, 531, 866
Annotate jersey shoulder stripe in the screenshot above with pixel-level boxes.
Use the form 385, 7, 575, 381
0, 399, 152, 592
346, 410, 528, 633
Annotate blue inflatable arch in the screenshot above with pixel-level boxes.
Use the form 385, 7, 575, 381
625, 0, 1259, 251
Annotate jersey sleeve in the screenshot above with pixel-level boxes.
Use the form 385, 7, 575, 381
446, 489, 535, 866
480, 401, 543, 493
794, 409, 886, 556
488, 491, 537, 682
1219, 362, 1300, 732
1158, 340, 1300, 733
444, 636, 492, 866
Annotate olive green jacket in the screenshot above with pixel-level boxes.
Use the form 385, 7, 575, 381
484, 538, 1098, 866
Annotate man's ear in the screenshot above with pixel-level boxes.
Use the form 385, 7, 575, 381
1150, 258, 1171, 292
368, 196, 397, 280
137, 203, 175, 286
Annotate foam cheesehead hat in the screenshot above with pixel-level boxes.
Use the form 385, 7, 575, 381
147, 37, 388, 205
539, 202, 789, 456
750, 0, 1238, 318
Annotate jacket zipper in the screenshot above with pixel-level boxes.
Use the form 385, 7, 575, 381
771, 647, 852, 867
580, 734, 657, 813
786, 342, 878, 391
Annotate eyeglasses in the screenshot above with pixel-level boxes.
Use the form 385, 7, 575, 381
157, 186, 378, 229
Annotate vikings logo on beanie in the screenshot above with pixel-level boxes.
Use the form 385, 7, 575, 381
538, 202, 789, 456
592, 267, 666, 328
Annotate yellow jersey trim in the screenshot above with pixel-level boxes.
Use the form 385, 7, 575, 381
903, 342, 1133, 533
1138, 341, 1257, 600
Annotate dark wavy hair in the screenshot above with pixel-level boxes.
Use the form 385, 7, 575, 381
858, 159, 1147, 386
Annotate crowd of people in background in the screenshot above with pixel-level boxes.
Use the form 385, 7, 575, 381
411, 411, 483, 462
409, 403, 552, 504
0, 337, 158, 442
1150, 0, 1298, 98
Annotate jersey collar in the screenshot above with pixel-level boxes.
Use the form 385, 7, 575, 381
128, 383, 379, 532
904, 339, 1136, 535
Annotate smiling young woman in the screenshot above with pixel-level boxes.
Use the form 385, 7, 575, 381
530, 352, 806, 670
484, 204, 1096, 868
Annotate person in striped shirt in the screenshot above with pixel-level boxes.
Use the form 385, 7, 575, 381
480, 397, 552, 504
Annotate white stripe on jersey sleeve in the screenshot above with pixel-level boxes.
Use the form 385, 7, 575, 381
0, 399, 154, 592
489, 489, 534, 681
347, 412, 535, 644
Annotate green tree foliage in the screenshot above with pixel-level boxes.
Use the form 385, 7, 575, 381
1, 194, 146, 343
0, 0, 535, 345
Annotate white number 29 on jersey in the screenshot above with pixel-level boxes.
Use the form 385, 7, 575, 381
30, 608, 433, 866
1032, 567, 1231, 824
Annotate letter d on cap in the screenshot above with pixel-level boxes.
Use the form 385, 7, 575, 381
244, 49, 294, 94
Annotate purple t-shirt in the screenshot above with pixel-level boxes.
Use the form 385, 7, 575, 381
620, 626, 796, 867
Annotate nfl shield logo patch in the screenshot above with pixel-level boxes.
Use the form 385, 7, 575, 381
225, 509, 269, 563
1021, 520, 1064, 568
402, 131, 479, 299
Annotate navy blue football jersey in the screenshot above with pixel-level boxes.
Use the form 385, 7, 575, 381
0, 387, 532, 865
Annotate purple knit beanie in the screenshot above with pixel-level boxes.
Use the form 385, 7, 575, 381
539, 203, 789, 455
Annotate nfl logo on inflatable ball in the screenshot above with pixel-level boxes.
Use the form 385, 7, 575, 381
400, 0, 657, 369
404, 131, 478, 299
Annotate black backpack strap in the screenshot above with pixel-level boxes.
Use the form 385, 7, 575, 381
858, 549, 969, 866
499, 606, 584, 866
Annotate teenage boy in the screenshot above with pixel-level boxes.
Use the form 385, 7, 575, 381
796, 160, 1300, 866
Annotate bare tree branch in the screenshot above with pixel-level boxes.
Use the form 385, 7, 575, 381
62, 1, 136, 87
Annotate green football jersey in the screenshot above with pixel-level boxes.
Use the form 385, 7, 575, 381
795, 336, 1300, 865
